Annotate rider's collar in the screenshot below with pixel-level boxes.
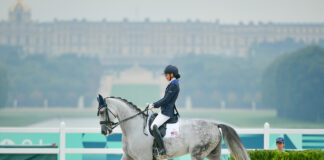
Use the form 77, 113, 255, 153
170, 78, 178, 84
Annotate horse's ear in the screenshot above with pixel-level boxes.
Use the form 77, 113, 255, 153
97, 94, 102, 105
97, 94, 106, 106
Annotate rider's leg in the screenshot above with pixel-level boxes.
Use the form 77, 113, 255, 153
150, 112, 170, 130
150, 112, 170, 155
152, 124, 166, 155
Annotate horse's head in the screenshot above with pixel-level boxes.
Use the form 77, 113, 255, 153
97, 94, 118, 136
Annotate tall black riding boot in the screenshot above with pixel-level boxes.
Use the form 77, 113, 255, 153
152, 125, 166, 155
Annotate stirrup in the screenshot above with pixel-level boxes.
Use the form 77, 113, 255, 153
153, 139, 166, 156
153, 147, 166, 156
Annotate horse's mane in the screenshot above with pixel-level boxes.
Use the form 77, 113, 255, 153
107, 96, 147, 118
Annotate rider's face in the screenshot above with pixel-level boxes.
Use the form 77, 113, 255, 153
165, 73, 173, 81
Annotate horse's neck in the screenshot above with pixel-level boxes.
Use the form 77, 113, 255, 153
112, 101, 145, 137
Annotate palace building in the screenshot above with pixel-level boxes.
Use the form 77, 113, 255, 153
1, 0, 324, 61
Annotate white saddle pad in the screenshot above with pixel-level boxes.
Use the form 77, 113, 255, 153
146, 114, 181, 138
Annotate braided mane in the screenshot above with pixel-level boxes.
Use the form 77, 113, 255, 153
107, 96, 147, 117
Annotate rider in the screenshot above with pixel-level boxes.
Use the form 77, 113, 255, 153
148, 64, 180, 155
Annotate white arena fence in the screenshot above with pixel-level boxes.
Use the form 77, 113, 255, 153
0, 122, 324, 160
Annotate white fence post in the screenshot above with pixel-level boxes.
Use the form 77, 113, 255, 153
60, 122, 66, 160
264, 122, 270, 149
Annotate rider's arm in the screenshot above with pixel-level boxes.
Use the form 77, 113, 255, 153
153, 83, 178, 108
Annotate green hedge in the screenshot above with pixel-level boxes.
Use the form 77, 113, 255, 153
229, 150, 324, 160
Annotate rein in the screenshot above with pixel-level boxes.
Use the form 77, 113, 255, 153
98, 103, 149, 133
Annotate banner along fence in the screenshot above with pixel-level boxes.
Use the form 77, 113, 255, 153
0, 122, 323, 160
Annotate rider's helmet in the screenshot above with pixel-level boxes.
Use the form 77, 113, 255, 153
164, 65, 181, 79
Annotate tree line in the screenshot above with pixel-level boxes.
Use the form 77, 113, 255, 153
0, 45, 101, 107
1, 39, 323, 122
262, 46, 324, 122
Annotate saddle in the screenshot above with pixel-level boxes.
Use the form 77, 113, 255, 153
148, 113, 178, 137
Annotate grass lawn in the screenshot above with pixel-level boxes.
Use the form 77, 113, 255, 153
0, 108, 323, 128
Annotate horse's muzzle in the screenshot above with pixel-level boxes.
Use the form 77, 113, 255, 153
101, 130, 107, 135
101, 125, 112, 136
101, 125, 108, 135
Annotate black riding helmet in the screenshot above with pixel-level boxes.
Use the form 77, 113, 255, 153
164, 65, 181, 79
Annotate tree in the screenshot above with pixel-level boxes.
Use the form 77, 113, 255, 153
261, 46, 324, 122
171, 54, 268, 108
0, 45, 101, 107
0, 65, 8, 107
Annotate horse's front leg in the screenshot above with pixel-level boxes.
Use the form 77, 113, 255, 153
121, 153, 134, 160
122, 137, 135, 160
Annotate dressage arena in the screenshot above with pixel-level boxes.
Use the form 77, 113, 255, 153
0, 108, 323, 160
1, 0, 324, 159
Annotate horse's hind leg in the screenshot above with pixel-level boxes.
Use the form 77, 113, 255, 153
190, 147, 205, 160
206, 140, 222, 160
190, 145, 213, 160
190, 155, 204, 160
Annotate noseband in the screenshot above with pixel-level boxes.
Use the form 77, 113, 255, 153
97, 103, 119, 134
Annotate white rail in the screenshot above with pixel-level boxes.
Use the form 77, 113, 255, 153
0, 122, 323, 160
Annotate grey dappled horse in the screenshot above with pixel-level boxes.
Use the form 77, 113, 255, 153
97, 95, 250, 160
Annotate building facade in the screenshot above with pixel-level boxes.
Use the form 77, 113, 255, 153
1, 0, 324, 59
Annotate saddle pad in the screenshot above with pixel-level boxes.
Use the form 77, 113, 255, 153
146, 114, 181, 138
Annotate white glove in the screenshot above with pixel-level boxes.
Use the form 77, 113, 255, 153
148, 103, 155, 109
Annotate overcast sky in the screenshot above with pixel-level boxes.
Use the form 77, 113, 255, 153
1, 0, 323, 23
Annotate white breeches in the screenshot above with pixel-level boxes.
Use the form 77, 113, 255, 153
150, 112, 170, 130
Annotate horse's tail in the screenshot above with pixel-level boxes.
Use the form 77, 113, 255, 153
218, 124, 250, 160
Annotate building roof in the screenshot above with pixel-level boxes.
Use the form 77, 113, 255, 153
10, 0, 29, 12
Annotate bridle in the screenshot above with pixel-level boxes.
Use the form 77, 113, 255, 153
97, 98, 149, 134
97, 103, 119, 134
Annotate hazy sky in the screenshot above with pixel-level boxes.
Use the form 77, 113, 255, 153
0, 0, 323, 23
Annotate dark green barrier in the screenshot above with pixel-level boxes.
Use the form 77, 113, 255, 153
229, 150, 324, 160
0, 145, 57, 160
